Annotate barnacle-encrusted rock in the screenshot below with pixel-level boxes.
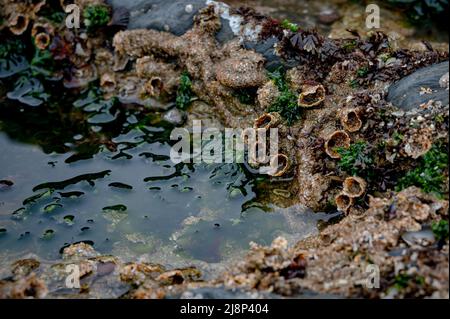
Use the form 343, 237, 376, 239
3, 0, 46, 35
215, 51, 267, 89
340, 108, 363, 132
136, 57, 180, 96
343, 176, 367, 198
11, 259, 40, 278
0, 273, 48, 299
335, 192, 354, 213
324, 130, 351, 159
120, 263, 165, 285
298, 83, 326, 108
403, 127, 433, 159
253, 112, 281, 129
62, 242, 99, 260
257, 80, 280, 110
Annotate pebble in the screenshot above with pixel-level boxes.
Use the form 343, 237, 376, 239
163, 108, 186, 126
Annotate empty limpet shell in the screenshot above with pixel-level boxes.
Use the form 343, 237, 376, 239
341, 108, 363, 132
298, 84, 326, 108
8, 14, 30, 35
253, 112, 281, 130
269, 153, 290, 177
325, 130, 351, 159
335, 192, 355, 213
343, 176, 367, 198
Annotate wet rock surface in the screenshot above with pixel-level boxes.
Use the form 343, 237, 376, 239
388, 62, 449, 111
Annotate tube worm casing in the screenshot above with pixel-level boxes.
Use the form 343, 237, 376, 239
298, 84, 326, 108
8, 13, 29, 35
325, 130, 351, 159
341, 108, 363, 132
269, 153, 290, 177
253, 112, 281, 130
343, 176, 367, 198
335, 192, 354, 213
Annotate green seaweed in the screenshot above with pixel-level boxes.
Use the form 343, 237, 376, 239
280, 19, 299, 32
336, 141, 374, 177
83, 4, 111, 31
432, 220, 449, 242
397, 143, 448, 196
176, 72, 194, 110
267, 68, 301, 125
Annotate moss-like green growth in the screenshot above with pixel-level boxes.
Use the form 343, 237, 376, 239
267, 68, 301, 125
357, 66, 369, 78
176, 72, 194, 110
336, 141, 374, 177
432, 220, 449, 242
83, 5, 110, 31
397, 143, 448, 196
342, 39, 357, 53
280, 19, 299, 32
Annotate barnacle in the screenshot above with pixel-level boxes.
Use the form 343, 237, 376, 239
34, 33, 51, 50
325, 131, 351, 159
31, 20, 54, 37
6, 1, 46, 35
340, 108, 363, 132
404, 128, 433, 159
298, 83, 326, 108
335, 192, 354, 213
32, 21, 55, 50
144, 77, 164, 97
8, 13, 30, 35
269, 154, 290, 177
343, 176, 367, 198
100, 72, 116, 93
254, 112, 281, 130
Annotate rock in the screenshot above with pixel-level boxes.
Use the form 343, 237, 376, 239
108, 0, 236, 42
107, 0, 205, 36
317, 8, 340, 25
163, 108, 186, 126
387, 61, 449, 111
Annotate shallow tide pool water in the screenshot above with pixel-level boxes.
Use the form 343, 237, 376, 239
0, 103, 335, 273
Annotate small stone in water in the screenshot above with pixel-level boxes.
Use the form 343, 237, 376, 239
164, 108, 186, 126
